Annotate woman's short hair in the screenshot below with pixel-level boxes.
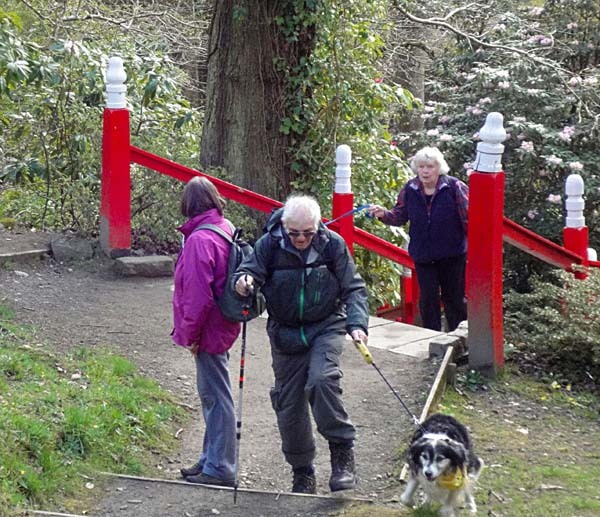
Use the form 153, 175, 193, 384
281, 194, 321, 230
180, 176, 225, 218
409, 146, 450, 175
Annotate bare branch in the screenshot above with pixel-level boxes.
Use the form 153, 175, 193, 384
391, 0, 550, 62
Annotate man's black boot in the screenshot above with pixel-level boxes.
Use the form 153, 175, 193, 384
292, 465, 317, 494
329, 442, 356, 491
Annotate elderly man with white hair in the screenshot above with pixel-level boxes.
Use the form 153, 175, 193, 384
234, 194, 369, 495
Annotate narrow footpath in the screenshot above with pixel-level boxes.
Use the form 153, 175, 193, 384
0, 230, 443, 516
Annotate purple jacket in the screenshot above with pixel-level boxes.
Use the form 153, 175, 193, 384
172, 209, 240, 354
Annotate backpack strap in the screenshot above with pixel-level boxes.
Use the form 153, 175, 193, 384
193, 223, 234, 244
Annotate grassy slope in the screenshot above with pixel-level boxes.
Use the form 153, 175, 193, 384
335, 366, 600, 517
0, 305, 187, 515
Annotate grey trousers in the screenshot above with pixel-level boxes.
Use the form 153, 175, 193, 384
269, 329, 356, 469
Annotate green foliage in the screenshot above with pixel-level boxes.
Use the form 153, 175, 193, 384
0, 10, 201, 246
0, 309, 186, 514
295, 0, 415, 207
504, 269, 600, 390
397, 1, 600, 289
284, 0, 417, 306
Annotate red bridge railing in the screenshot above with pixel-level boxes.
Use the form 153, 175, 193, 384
102, 57, 596, 376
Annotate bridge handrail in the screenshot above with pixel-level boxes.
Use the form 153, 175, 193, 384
131, 146, 282, 214
133, 144, 600, 276
502, 217, 587, 270
131, 145, 414, 268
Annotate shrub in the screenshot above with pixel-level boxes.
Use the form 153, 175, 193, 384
504, 268, 600, 391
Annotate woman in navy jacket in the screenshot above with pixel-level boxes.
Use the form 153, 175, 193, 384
368, 147, 469, 331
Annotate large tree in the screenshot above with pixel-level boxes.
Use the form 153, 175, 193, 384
200, 0, 319, 201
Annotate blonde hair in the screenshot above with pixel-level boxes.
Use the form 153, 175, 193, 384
409, 146, 450, 175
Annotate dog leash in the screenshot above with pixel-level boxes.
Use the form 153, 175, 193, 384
353, 340, 426, 433
325, 204, 372, 227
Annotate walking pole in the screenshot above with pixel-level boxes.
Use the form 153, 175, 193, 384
233, 302, 250, 504
353, 340, 425, 432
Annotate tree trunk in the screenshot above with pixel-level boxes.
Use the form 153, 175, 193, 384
201, 0, 317, 205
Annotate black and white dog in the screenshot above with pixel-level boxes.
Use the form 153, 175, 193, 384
400, 414, 484, 516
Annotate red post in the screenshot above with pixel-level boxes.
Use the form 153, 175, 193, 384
332, 145, 355, 254
563, 174, 588, 280
466, 112, 507, 375
401, 270, 417, 324
100, 57, 131, 258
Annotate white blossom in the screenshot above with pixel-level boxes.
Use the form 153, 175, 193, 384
520, 141, 535, 153
568, 161, 584, 171
546, 194, 561, 204
545, 155, 563, 165
558, 126, 575, 142
426, 128, 440, 136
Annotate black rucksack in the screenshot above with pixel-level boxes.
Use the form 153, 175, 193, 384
194, 223, 265, 323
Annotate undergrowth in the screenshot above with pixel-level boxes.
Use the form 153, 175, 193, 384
0, 304, 186, 515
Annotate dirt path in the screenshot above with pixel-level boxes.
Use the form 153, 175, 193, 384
1, 239, 437, 515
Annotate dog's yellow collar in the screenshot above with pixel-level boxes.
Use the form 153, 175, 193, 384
437, 467, 466, 490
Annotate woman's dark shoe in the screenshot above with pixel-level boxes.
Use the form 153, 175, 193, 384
185, 472, 235, 487
180, 462, 203, 478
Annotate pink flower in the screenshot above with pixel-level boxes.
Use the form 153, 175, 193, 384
520, 141, 535, 153
527, 209, 539, 220
546, 155, 563, 165
568, 161, 584, 171
558, 126, 575, 141
546, 194, 561, 204
374, 78, 383, 84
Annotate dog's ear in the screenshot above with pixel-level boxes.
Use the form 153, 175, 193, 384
409, 438, 430, 467
443, 439, 467, 468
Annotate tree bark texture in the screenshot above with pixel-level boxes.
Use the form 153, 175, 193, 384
201, 0, 317, 203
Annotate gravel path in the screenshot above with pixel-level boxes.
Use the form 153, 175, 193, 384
1, 232, 437, 516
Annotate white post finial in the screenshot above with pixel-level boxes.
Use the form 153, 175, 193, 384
473, 112, 507, 173
588, 248, 597, 261
565, 173, 585, 228
105, 56, 127, 109
335, 144, 352, 194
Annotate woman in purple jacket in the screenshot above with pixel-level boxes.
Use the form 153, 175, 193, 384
368, 147, 469, 332
172, 176, 240, 486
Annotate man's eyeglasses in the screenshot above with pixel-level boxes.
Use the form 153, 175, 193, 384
287, 229, 317, 239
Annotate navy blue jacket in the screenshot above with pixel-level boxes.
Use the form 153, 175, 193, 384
382, 175, 468, 264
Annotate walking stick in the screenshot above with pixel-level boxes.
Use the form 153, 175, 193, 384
233, 302, 250, 504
